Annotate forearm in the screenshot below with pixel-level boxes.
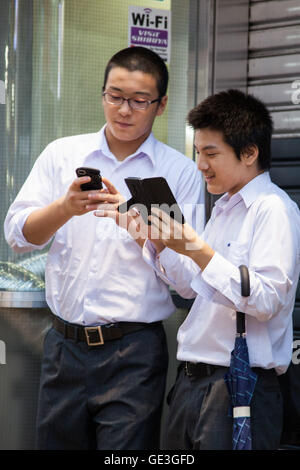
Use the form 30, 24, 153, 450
22, 197, 71, 245
149, 208, 214, 270
187, 239, 215, 271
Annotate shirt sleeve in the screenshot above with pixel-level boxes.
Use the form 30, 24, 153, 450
192, 196, 300, 322
4, 143, 55, 253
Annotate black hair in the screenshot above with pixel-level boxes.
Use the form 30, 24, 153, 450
187, 89, 273, 170
103, 47, 169, 98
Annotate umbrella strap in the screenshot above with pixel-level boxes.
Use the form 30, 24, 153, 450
236, 311, 245, 335
236, 266, 250, 335
233, 406, 251, 418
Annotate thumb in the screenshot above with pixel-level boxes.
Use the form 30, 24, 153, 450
102, 177, 118, 195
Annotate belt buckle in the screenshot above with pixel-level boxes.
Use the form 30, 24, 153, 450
85, 326, 104, 346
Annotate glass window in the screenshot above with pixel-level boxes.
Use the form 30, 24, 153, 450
0, 0, 191, 293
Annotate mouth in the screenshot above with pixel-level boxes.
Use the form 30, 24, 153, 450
204, 175, 215, 183
115, 121, 133, 128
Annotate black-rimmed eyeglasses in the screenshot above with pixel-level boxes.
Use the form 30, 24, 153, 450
102, 91, 161, 110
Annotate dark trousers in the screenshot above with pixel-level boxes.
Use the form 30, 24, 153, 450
164, 364, 283, 450
36, 323, 168, 450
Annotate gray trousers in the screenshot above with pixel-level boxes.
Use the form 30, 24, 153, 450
164, 364, 283, 450
36, 323, 168, 450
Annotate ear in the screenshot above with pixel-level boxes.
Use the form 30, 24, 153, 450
240, 144, 259, 167
156, 95, 168, 117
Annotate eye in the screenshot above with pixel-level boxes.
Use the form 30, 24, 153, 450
134, 99, 147, 104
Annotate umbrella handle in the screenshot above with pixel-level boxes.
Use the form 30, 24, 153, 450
236, 265, 250, 335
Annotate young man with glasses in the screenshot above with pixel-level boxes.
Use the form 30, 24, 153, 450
4, 47, 204, 450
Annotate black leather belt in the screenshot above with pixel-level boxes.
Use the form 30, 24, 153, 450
183, 361, 275, 378
183, 361, 221, 377
52, 315, 161, 347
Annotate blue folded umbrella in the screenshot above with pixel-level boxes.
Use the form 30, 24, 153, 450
224, 265, 258, 450
225, 335, 257, 450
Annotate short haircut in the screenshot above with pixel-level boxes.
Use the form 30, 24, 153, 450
103, 47, 169, 98
187, 89, 273, 170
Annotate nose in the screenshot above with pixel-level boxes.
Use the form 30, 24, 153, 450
197, 153, 209, 171
118, 99, 132, 116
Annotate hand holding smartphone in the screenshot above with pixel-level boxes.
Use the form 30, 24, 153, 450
118, 176, 185, 224
76, 167, 103, 191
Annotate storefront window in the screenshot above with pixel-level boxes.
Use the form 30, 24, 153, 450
0, 0, 191, 295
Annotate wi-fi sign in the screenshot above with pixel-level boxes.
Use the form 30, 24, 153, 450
144, 8, 152, 14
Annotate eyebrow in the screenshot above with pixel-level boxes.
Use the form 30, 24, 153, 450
107, 86, 152, 97
194, 144, 219, 151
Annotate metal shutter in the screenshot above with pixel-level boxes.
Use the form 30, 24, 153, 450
248, 0, 300, 447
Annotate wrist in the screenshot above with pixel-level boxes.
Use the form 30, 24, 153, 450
188, 239, 215, 271
57, 196, 73, 221
184, 235, 203, 255
151, 239, 165, 255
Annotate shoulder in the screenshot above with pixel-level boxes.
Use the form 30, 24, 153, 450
254, 184, 300, 228
153, 139, 199, 175
46, 131, 99, 153
257, 183, 298, 210
154, 139, 193, 163
36, 131, 100, 167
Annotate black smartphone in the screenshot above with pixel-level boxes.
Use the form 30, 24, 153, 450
76, 167, 103, 191
118, 176, 185, 224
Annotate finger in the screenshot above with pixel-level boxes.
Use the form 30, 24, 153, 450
148, 214, 165, 235
70, 176, 91, 191
96, 203, 117, 211
151, 212, 175, 240
151, 207, 176, 229
88, 192, 120, 204
148, 216, 162, 240
148, 211, 163, 229
148, 214, 160, 228
128, 208, 141, 218
150, 207, 163, 220
101, 177, 118, 195
85, 202, 103, 211
150, 210, 172, 236
150, 208, 170, 229
94, 209, 117, 219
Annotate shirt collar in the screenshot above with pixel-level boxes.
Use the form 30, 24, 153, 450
96, 125, 156, 166
239, 171, 272, 208
214, 171, 272, 213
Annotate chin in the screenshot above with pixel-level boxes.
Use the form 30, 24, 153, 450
112, 129, 136, 141
206, 186, 223, 195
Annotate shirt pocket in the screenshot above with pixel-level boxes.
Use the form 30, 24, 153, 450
226, 240, 249, 266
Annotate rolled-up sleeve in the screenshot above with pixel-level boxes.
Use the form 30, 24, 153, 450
4, 205, 49, 253
143, 240, 199, 299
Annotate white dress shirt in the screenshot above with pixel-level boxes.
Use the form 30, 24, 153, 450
4, 126, 204, 325
144, 172, 300, 374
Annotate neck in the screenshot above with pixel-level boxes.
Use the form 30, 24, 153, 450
228, 169, 266, 198
105, 127, 151, 161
